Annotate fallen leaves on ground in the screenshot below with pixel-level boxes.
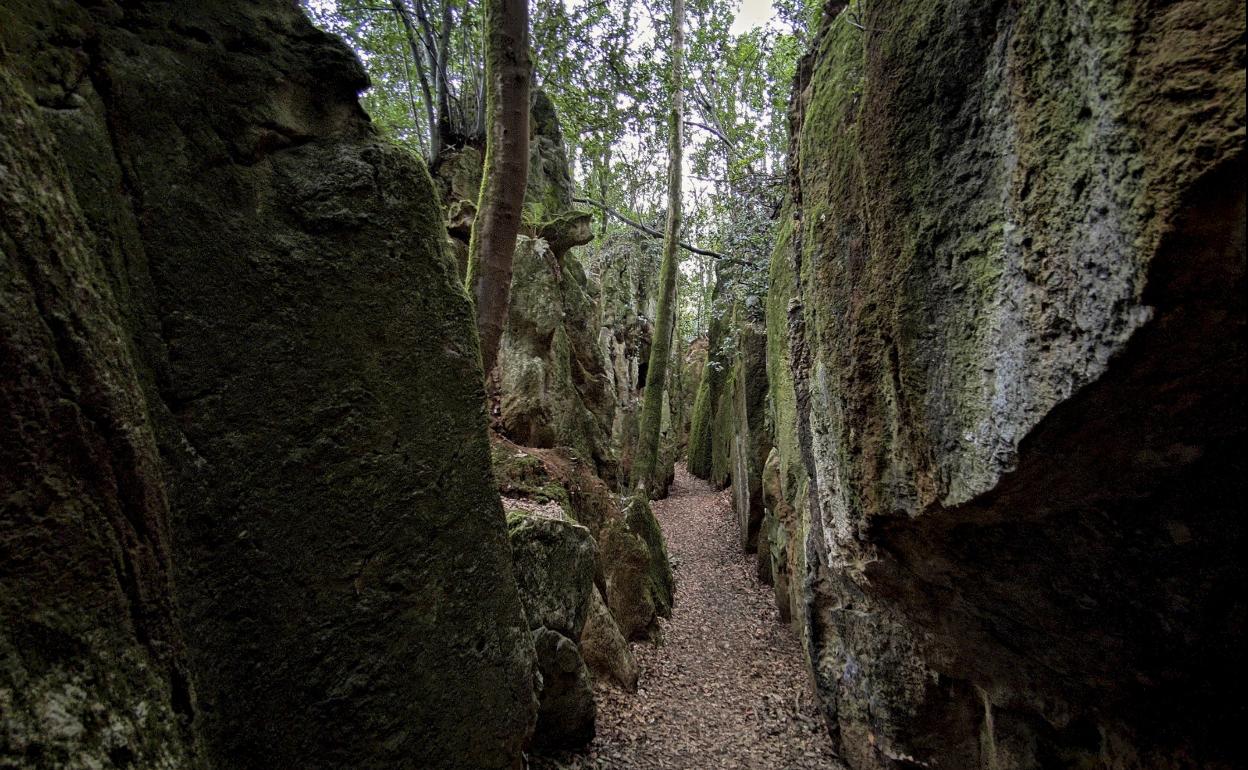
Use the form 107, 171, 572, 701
532, 465, 844, 769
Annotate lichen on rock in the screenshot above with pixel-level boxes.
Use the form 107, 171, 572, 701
1, 2, 539, 767
768, 0, 1247, 767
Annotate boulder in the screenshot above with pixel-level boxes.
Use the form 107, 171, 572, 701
508, 509, 598, 640
605, 495, 676, 639
507, 508, 598, 751
580, 587, 640, 692
493, 440, 673, 640
439, 92, 615, 480
531, 628, 596, 751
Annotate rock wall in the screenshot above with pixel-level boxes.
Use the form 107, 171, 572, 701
437, 92, 616, 480
760, 214, 812, 635
1, 2, 536, 768
1, 65, 200, 770
595, 232, 660, 469
771, 1, 1246, 768
686, 269, 735, 481
727, 310, 770, 557
493, 439, 674, 644
491, 437, 673, 747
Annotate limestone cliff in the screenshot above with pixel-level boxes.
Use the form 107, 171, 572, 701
1, 2, 536, 768
687, 269, 735, 481
768, 1, 1246, 767
437, 108, 685, 495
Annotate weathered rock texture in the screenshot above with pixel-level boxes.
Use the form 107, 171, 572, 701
437, 93, 613, 477
593, 231, 661, 489
762, 215, 812, 637
493, 440, 674, 642
1, 3, 537, 768
507, 510, 597, 748
686, 269, 735, 481
687, 270, 772, 558
579, 586, 641, 692
1, 65, 199, 770
772, 1, 1246, 768
727, 311, 771, 558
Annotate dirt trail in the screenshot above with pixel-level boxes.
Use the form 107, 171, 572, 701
537, 464, 844, 769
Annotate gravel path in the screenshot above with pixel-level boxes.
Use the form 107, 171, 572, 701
534, 465, 844, 769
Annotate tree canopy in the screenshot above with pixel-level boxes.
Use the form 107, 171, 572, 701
304, 0, 818, 340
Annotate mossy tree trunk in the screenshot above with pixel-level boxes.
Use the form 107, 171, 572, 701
466, 0, 531, 377
632, 0, 684, 495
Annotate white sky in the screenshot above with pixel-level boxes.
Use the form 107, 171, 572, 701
729, 0, 776, 35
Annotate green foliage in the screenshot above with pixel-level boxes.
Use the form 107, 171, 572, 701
304, 0, 819, 448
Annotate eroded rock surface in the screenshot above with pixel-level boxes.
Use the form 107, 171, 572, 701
580, 587, 640, 692
1, 65, 198, 770
437, 93, 614, 478
1, 3, 536, 767
768, 1, 1246, 767
507, 509, 598, 749
493, 439, 674, 642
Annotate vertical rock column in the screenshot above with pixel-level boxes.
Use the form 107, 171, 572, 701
776, 0, 1246, 767
1, 2, 539, 768
1, 65, 200, 770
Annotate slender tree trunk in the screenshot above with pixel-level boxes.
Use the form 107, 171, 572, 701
632, 0, 684, 495
436, 0, 453, 143
414, 0, 453, 154
465, 0, 531, 379
392, 0, 439, 159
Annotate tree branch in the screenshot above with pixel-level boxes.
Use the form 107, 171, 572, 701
684, 120, 733, 148
572, 197, 750, 265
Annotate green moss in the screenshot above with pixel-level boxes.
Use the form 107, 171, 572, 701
621, 494, 674, 620
490, 443, 573, 511
710, 362, 737, 489
686, 272, 734, 479
765, 212, 809, 503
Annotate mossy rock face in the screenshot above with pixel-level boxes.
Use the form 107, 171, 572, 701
579, 587, 640, 692
433, 145, 485, 207
493, 443, 574, 510
491, 439, 673, 641
760, 449, 804, 630
509, 511, 598, 753
591, 231, 662, 491
709, 373, 736, 490
687, 268, 735, 480
508, 511, 598, 640
779, 1, 1246, 768
0, 65, 198, 770
1, 4, 538, 768
728, 315, 771, 553
530, 627, 595, 751
439, 92, 617, 482
497, 236, 614, 475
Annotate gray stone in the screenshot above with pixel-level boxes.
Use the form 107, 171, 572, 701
531, 628, 596, 751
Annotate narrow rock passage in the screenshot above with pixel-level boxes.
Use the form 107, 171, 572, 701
538, 465, 843, 769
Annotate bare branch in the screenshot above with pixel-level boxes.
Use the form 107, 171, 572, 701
572, 197, 753, 265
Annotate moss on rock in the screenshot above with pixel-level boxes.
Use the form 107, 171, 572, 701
1, 4, 539, 767
778, 0, 1247, 767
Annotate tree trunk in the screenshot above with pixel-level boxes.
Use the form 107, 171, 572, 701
632, 0, 684, 495
435, 0, 453, 144
465, 0, 531, 379
392, 0, 439, 160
